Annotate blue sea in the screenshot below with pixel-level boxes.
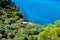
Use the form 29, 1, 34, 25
12, 0, 60, 25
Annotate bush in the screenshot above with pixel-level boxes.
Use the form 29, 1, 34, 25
38, 20, 60, 40
2, 0, 60, 40
0, 0, 46, 40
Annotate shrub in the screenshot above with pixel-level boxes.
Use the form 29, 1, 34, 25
38, 20, 60, 40
0, 0, 49, 40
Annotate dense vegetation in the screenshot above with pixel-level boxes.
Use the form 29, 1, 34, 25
0, 0, 60, 40
38, 20, 60, 40
0, 0, 45, 40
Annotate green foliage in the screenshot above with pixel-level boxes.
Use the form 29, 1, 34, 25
2, 0, 60, 40
38, 20, 60, 40
0, 34, 2, 39
0, 0, 46, 40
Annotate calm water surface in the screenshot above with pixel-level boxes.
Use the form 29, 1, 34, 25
12, 0, 60, 25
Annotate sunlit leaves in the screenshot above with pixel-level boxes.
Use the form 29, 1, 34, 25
38, 20, 60, 40
0, 0, 48, 40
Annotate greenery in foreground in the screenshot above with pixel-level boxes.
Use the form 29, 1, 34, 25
38, 20, 60, 40
0, 0, 60, 40
0, 0, 45, 40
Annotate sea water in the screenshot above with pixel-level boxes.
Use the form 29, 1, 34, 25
12, 0, 60, 25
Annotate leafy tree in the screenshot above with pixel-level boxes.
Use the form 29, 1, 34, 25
0, 0, 54, 40
38, 20, 60, 40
